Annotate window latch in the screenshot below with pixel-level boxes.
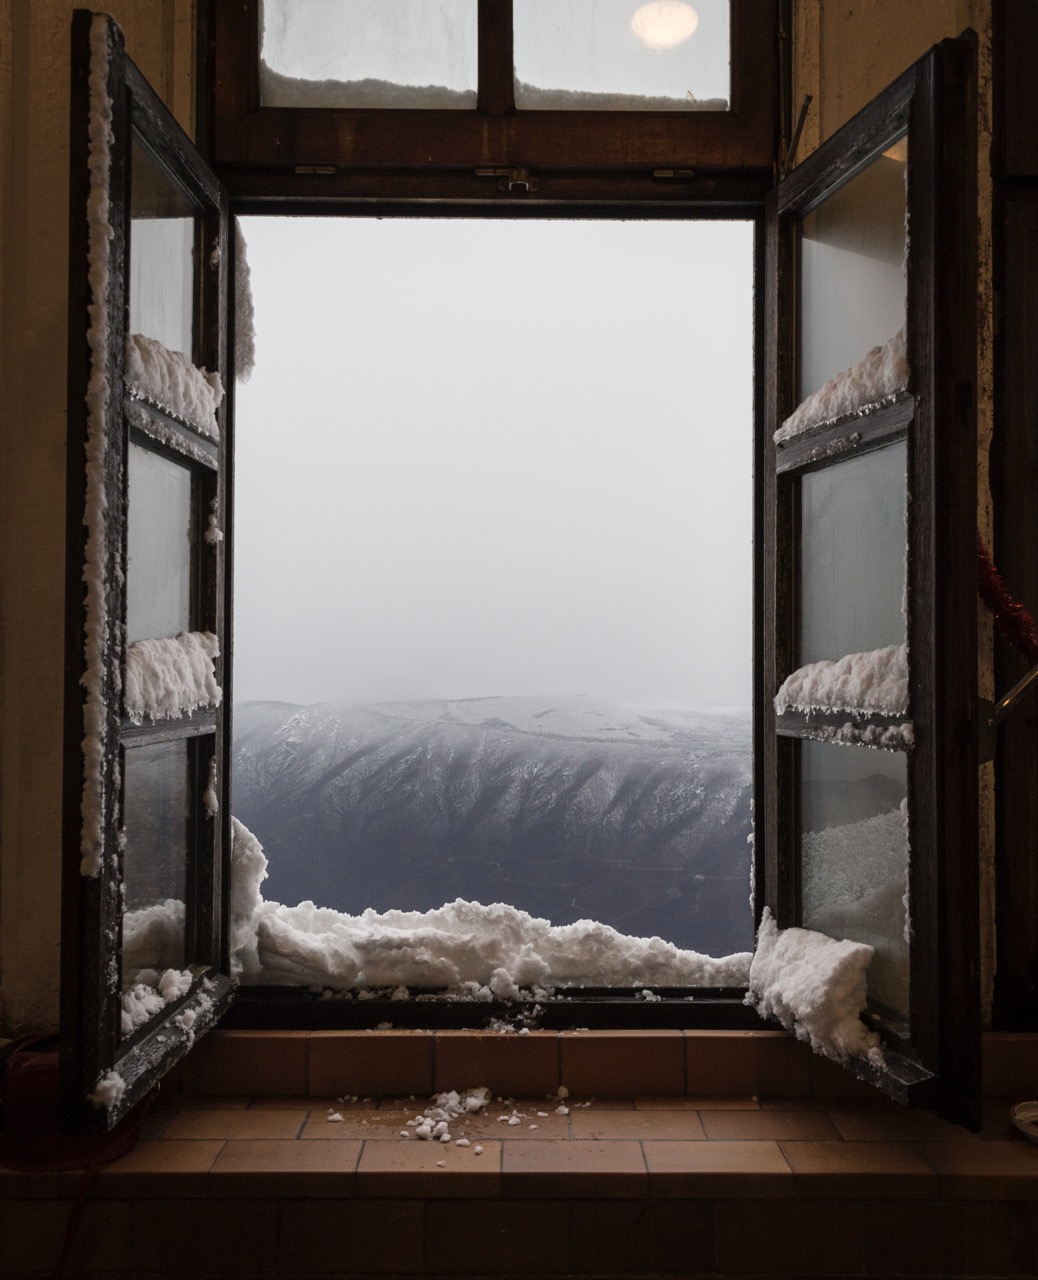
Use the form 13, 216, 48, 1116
475, 167, 538, 195
978, 660, 1038, 762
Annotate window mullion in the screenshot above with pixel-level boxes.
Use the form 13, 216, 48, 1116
477, 0, 514, 117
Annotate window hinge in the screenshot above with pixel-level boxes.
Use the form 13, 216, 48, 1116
294, 165, 337, 175
475, 167, 538, 194
652, 169, 695, 179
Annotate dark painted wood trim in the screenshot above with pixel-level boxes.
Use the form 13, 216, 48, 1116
774, 395, 913, 475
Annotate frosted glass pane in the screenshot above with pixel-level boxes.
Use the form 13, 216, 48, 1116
121, 740, 190, 982
260, 0, 477, 108
514, 0, 729, 110
129, 134, 196, 358
800, 441, 906, 665
801, 740, 909, 1020
800, 140, 907, 401
127, 443, 192, 644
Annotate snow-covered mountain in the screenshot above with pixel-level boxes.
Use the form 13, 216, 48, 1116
231, 695, 754, 957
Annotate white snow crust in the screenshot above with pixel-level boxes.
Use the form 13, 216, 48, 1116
515, 81, 728, 112
125, 333, 224, 437
776, 328, 908, 443
120, 966, 195, 1037
747, 908, 883, 1066
122, 898, 186, 977
80, 16, 115, 878
89, 1070, 126, 1111
774, 644, 908, 718
229, 819, 751, 992
260, 61, 476, 109
234, 219, 256, 383
124, 631, 222, 723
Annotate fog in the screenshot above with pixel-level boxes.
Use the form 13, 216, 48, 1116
233, 216, 753, 711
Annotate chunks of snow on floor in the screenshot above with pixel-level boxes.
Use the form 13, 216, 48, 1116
228, 820, 752, 992
776, 328, 908, 443
747, 907, 883, 1066
774, 644, 908, 718
124, 631, 222, 724
125, 333, 224, 437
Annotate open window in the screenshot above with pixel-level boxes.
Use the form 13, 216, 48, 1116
61, 12, 233, 1130
762, 37, 980, 1126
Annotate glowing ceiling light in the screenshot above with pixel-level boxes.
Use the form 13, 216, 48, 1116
631, 2, 699, 50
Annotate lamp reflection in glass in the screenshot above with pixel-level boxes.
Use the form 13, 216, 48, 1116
631, 1, 699, 50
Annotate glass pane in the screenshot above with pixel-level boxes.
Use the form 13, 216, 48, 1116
800, 139, 907, 403
121, 740, 190, 983
800, 740, 909, 1020
514, 0, 730, 110
259, 0, 477, 108
800, 441, 906, 665
127, 442, 193, 644
129, 134, 197, 358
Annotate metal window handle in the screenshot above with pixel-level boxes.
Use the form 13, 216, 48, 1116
978, 660, 1038, 762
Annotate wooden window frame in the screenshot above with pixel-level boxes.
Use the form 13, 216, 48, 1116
762, 37, 980, 1126
62, 11, 234, 1130
205, 0, 780, 206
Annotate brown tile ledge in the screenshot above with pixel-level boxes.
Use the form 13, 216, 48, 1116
165, 1028, 1038, 1102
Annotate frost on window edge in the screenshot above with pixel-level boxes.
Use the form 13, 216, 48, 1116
746, 907, 884, 1066
125, 333, 224, 439
259, 61, 477, 110
80, 15, 115, 879
124, 631, 223, 724
774, 643, 909, 720
775, 328, 908, 444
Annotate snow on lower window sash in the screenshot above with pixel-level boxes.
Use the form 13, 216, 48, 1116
746, 907, 884, 1066
124, 333, 224, 439
774, 643, 908, 718
124, 631, 222, 723
775, 328, 908, 444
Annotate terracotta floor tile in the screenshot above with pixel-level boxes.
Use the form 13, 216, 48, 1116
159, 1108, 307, 1140
635, 1094, 760, 1110
248, 1094, 366, 1110
94, 1139, 224, 1197
210, 1137, 362, 1195
278, 1200, 424, 1274
434, 1030, 559, 1096
0, 1200, 129, 1272
915, 1138, 1038, 1197
424, 1200, 569, 1274
780, 1140, 936, 1180
299, 1107, 426, 1140
562, 1095, 635, 1110
570, 1108, 706, 1140
644, 1137, 791, 1195
131, 1198, 278, 1273
310, 1029, 434, 1097
569, 1199, 715, 1274
863, 1199, 1011, 1275
561, 1030, 685, 1097
828, 1108, 980, 1142
452, 1107, 571, 1141
183, 1030, 310, 1096
356, 1137, 502, 1198
502, 1138, 646, 1197
701, 1108, 842, 1141
174, 1095, 251, 1109
716, 1198, 862, 1274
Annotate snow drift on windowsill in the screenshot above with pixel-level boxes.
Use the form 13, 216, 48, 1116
260, 61, 476, 109
125, 632, 222, 723
125, 333, 224, 438
774, 644, 908, 718
776, 328, 908, 443
228, 819, 751, 992
514, 81, 728, 112
747, 907, 883, 1066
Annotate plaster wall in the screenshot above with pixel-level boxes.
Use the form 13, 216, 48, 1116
0, 0, 196, 1034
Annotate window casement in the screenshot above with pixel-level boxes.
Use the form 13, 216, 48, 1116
762, 36, 980, 1127
62, 12, 233, 1130
205, 0, 780, 206
61, 7, 983, 1130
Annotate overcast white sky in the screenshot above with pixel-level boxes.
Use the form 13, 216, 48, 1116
233, 216, 753, 710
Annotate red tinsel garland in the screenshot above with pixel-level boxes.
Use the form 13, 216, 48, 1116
977, 534, 1038, 666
